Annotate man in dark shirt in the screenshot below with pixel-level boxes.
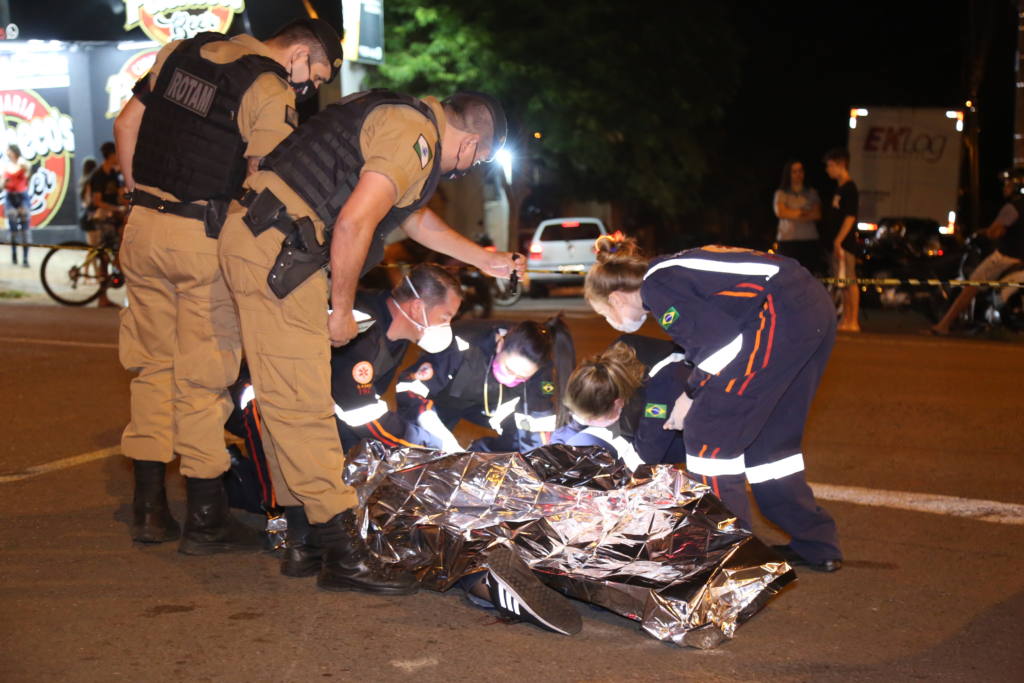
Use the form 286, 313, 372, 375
931, 170, 1024, 334
87, 141, 126, 231
86, 141, 127, 307
823, 147, 860, 332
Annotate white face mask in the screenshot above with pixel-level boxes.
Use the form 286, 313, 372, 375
396, 277, 453, 353
608, 311, 646, 333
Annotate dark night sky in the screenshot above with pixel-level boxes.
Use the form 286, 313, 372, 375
4, 1, 1017, 238
708, 0, 1017, 243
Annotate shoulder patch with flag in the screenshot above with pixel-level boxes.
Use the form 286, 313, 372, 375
284, 105, 299, 129
644, 403, 668, 419
659, 307, 679, 330
540, 381, 555, 395
413, 134, 432, 169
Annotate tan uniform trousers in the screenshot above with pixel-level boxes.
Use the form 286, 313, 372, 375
119, 207, 242, 478
217, 199, 357, 523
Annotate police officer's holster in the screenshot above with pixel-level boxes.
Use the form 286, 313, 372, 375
239, 188, 329, 298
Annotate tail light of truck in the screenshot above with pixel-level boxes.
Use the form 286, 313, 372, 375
529, 242, 543, 260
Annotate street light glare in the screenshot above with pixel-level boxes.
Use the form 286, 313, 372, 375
495, 148, 513, 184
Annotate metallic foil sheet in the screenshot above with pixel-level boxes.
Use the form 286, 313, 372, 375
344, 441, 795, 648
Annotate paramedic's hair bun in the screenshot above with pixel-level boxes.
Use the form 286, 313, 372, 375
594, 234, 642, 264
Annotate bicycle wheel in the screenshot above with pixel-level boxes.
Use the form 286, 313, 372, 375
492, 277, 522, 307
40, 241, 107, 306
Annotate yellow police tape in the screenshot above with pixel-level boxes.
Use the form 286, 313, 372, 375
822, 277, 1024, 289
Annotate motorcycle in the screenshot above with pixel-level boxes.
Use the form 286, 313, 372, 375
956, 233, 1024, 332
858, 217, 964, 322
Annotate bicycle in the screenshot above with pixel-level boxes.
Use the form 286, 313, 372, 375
40, 226, 124, 306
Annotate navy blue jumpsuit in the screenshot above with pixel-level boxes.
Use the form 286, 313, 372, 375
225, 290, 441, 507
640, 246, 841, 563
395, 320, 559, 453
611, 334, 691, 466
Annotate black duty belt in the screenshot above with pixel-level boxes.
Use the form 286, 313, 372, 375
129, 189, 207, 221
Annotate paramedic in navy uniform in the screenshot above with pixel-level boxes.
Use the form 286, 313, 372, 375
583, 236, 842, 572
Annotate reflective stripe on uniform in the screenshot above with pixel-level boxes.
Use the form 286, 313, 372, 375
696, 334, 743, 375
514, 412, 557, 433
238, 384, 256, 410
745, 453, 805, 484
487, 397, 521, 432
334, 398, 389, 427
648, 352, 685, 379
686, 452, 746, 477
582, 426, 644, 471
396, 379, 430, 397
644, 257, 780, 281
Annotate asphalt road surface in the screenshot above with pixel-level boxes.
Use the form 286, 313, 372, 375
1, 298, 1022, 682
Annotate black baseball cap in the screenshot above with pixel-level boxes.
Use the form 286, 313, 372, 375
443, 91, 508, 161
279, 18, 344, 83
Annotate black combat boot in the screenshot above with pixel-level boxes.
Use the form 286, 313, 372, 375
314, 510, 419, 595
178, 476, 266, 555
131, 460, 180, 543
280, 506, 323, 577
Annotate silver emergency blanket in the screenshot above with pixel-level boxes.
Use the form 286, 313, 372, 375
344, 441, 795, 648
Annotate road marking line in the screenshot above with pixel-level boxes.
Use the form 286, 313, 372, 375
810, 482, 1024, 526
0, 446, 122, 483
3, 447, 1023, 527
0, 336, 118, 350
390, 657, 438, 673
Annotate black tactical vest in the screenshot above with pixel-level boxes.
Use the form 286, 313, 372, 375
134, 33, 287, 202
260, 89, 443, 275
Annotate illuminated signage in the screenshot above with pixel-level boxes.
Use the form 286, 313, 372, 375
106, 49, 159, 118
123, 1, 245, 45
0, 89, 75, 228
342, 0, 384, 65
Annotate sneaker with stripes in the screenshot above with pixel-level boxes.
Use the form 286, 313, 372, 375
483, 546, 582, 636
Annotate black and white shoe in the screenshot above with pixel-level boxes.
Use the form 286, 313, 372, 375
483, 546, 582, 636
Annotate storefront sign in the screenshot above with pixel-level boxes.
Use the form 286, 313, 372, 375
123, 1, 245, 44
1, 89, 75, 228
105, 49, 159, 118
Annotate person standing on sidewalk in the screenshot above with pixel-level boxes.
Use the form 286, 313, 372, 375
87, 142, 128, 307
773, 160, 822, 275
822, 148, 861, 332
112, 19, 341, 555
3, 144, 32, 267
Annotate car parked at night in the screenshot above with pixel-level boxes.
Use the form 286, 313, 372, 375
525, 217, 610, 297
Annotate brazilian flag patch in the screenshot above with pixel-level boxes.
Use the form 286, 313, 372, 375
541, 381, 555, 395
644, 403, 668, 419
659, 307, 679, 330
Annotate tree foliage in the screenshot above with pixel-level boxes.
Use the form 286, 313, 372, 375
367, 1, 741, 221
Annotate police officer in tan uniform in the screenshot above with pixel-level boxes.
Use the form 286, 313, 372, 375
112, 19, 343, 555
218, 90, 522, 593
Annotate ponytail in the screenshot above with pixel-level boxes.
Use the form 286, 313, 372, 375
544, 314, 576, 427
563, 342, 645, 422
584, 235, 649, 304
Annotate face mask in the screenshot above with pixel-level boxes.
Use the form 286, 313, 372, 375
443, 144, 476, 180
395, 277, 453, 353
608, 310, 646, 333
289, 55, 317, 103
491, 356, 526, 387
